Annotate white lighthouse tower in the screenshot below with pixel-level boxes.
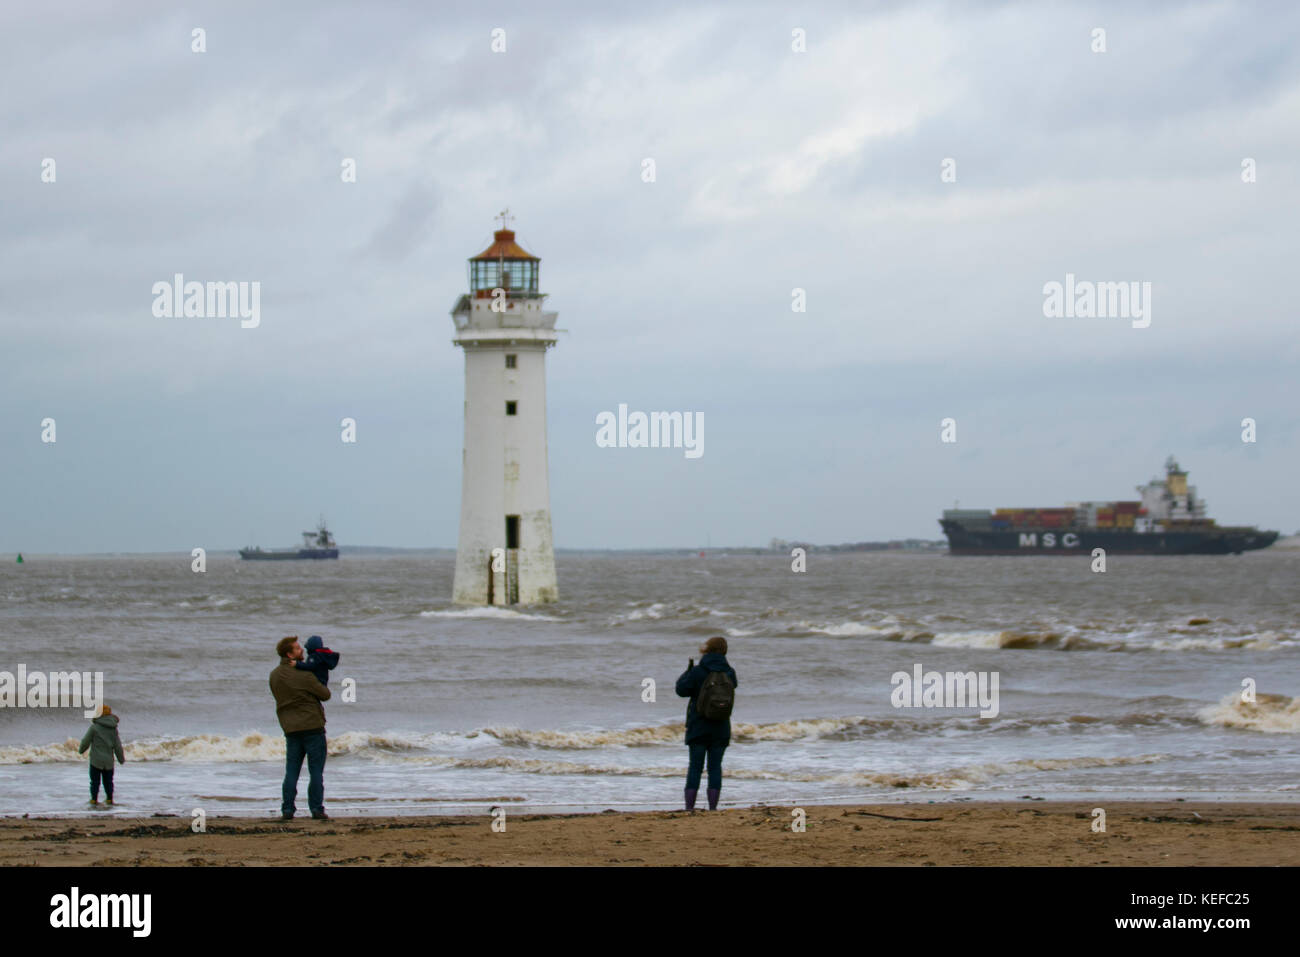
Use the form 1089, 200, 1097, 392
449, 211, 559, 605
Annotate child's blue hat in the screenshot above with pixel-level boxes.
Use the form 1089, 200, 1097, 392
305, 635, 324, 651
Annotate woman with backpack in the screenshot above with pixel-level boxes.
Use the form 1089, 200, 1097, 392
675, 635, 738, 811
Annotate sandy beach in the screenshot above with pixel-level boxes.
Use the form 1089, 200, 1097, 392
2, 802, 1297, 867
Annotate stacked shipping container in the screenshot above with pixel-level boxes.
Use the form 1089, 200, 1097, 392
981, 501, 1150, 530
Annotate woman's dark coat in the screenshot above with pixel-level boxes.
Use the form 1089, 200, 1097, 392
675, 652, 738, 745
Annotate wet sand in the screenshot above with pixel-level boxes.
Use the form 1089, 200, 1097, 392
2, 802, 1298, 866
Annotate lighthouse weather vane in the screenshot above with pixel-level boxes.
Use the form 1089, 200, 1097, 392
496, 208, 514, 230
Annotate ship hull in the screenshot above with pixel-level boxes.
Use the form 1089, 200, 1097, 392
238, 549, 339, 560
941, 522, 1277, 556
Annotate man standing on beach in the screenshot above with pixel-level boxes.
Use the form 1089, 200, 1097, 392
269, 636, 331, 821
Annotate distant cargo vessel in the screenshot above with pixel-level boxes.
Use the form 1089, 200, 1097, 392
239, 521, 339, 560
941, 457, 1278, 556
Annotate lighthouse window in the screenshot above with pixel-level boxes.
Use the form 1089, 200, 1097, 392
471, 261, 503, 291
506, 401, 517, 415
505, 515, 520, 549
505, 354, 517, 368
471, 259, 538, 294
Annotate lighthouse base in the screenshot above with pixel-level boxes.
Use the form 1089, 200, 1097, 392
451, 511, 558, 606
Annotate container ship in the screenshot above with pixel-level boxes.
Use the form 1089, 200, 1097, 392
941, 457, 1278, 555
238, 520, 339, 560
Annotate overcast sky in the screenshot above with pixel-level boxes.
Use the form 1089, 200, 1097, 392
2, 0, 1297, 552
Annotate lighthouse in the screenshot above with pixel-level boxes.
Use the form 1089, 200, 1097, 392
449, 211, 559, 604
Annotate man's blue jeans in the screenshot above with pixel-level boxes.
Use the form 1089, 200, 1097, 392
686, 741, 727, 791
282, 729, 326, 816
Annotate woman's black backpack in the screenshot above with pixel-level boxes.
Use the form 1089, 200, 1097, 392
696, 670, 735, 720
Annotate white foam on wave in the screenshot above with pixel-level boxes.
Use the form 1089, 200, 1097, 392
1151, 633, 1296, 652
931, 630, 1016, 649
780, 623, 1300, 654
623, 602, 666, 621
483, 716, 882, 749
0, 729, 460, 765
805, 621, 895, 637
419, 607, 562, 622
929, 630, 1089, 650
733, 716, 876, 742
384, 750, 1170, 789
823, 752, 1170, 790
484, 724, 681, 749
5, 711, 1176, 766
1198, 692, 1300, 733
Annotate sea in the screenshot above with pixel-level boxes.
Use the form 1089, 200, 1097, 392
2, 549, 1298, 818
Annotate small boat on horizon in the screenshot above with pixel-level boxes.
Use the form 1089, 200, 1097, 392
239, 520, 339, 561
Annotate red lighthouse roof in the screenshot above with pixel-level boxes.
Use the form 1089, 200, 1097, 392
470, 229, 538, 261
470, 210, 538, 261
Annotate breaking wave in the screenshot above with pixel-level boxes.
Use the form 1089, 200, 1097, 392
576, 601, 1298, 654
1198, 692, 1300, 733
0, 709, 1205, 765
806, 622, 902, 638
809, 625, 1296, 653
0, 730, 445, 765
1149, 632, 1294, 652
394, 751, 1170, 790
481, 711, 1195, 748
931, 630, 1063, 650
818, 753, 1170, 790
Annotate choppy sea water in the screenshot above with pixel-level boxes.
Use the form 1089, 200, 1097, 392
1, 550, 1298, 817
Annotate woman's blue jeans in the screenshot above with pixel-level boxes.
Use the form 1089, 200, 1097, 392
686, 741, 726, 791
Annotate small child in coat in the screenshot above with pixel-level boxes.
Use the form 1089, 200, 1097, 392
294, 635, 340, 686
78, 705, 126, 806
